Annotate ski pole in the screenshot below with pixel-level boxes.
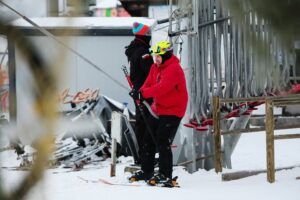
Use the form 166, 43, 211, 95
121, 65, 133, 88
121, 65, 158, 145
138, 102, 157, 146
122, 65, 158, 119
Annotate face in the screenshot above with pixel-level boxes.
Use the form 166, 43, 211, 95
153, 54, 162, 66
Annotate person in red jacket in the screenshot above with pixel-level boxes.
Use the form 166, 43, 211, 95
129, 41, 188, 187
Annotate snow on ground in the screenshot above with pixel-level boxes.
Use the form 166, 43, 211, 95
0, 128, 299, 200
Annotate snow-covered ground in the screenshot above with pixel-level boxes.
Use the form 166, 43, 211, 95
0, 127, 299, 200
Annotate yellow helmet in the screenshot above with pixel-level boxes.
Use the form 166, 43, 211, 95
150, 41, 173, 55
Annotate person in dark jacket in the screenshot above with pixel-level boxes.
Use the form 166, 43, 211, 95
129, 41, 188, 187
125, 22, 153, 165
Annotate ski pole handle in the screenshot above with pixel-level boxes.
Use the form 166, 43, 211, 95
122, 65, 133, 89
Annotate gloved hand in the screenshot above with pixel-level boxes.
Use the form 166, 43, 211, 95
129, 88, 144, 101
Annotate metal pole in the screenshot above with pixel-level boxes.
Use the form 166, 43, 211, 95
168, 0, 173, 45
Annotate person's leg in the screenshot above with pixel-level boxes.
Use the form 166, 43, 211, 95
156, 116, 181, 179
134, 106, 144, 164
134, 105, 150, 161
140, 115, 158, 179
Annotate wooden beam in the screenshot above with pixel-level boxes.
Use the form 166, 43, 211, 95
274, 134, 300, 140
222, 124, 300, 136
274, 101, 300, 106
213, 96, 222, 173
222, 164, 300, 181
222, 127, 265, 135
272, 94, 300, 100
110, 138, 117, 177
220, 94, 300, 104
265, 98, 275, 183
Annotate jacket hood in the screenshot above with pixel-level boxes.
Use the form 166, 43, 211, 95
125, 36, 151, 59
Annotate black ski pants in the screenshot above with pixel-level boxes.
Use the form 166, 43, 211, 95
134, 104, 150, 164
141, 114, 182, 179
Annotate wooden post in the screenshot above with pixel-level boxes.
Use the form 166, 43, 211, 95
213, 96, 222, 173
110, 138, 117, 177
265, 98, 275, 183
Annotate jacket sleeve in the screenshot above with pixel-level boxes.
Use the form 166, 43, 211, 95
139, 50, 153, 76
140, 64, 154, 91
141, 64, 180, 99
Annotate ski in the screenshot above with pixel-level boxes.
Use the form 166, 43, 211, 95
77, 176, 143, 187
77, 176, 180, 188
98, 178, 143, 187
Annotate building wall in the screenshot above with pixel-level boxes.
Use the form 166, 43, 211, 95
14, 34, 135, 136
0, 0, 47, 22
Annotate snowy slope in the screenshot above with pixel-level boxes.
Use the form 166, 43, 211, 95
0, 128, 299, 200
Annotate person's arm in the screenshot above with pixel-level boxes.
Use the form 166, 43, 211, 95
139, 51, 153, 76
140, 64, 154, 91
141, 65, 179, 98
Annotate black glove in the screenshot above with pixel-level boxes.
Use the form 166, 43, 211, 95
129, 88, 143, 101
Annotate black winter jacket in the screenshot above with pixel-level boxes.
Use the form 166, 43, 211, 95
125, 36, 153, 90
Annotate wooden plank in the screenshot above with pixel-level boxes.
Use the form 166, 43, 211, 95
272, 94, 300, 100
265, 98, 275, 183
274, 134, 300, 140
220, 94, 300, 103
110, 138, 117, 177
274, 101, 300, 106
222, 124, 300, 136
222, 127, 265, 135
222, 164, 300, 181
213, 96, 222, 173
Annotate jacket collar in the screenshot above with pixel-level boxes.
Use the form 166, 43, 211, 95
134, 37, 150, 48
155, 55, 179, 69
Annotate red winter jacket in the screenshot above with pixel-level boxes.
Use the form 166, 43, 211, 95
140, 55, 188, 117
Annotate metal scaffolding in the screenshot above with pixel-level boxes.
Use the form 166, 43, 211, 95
166, 0, 298, 171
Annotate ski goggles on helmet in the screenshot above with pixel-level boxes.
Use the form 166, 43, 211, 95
150, 41, 173, 55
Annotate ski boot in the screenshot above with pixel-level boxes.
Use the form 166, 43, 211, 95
147, 173, 167, 186
162, 176, 179, 188
148, 174, 179, 187
128, 170, 149, 182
